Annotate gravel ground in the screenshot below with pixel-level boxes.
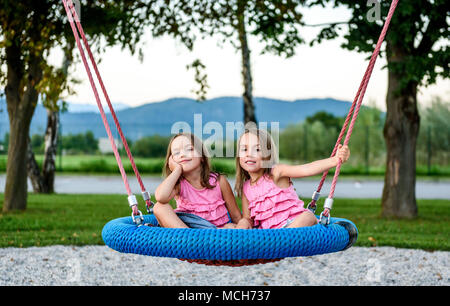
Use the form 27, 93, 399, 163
0, 245, 448, 286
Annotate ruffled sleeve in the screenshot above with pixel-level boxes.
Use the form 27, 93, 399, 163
244, 175, 306, 229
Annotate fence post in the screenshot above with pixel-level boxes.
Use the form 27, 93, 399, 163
58, 108, 63, 172
365, 125, 370, 174
427, 126, 431, 175
303, 124, 308, 162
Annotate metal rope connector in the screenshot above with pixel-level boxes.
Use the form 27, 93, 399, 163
319, 198, 334, 225
306, 191, 320, 213
131, 209, 144, 226
319, 211, 330, 226
323, 197, 334, 211
127, 194, 138, 207
127, 195, 144, 225
141, 191, 151, 202
141, 191, 154, 214
312, 191, 321, 202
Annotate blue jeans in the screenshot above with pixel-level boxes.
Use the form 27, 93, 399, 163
175, 212, 217, 229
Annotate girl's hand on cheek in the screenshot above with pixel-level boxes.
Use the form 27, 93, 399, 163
169, 155, 182, 173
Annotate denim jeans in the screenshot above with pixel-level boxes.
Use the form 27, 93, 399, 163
175, 212, 217, 229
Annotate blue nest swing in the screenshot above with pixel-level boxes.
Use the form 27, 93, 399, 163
62, 0, 399, 266
101, 214, 358, 265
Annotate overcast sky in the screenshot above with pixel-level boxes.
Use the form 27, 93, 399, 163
54, 3, 449, 111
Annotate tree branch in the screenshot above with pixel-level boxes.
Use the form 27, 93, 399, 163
302, 21, 350, 27
414, 11, 448, 56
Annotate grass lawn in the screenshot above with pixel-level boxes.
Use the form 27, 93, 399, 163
1, 154, 449, 177
0, 193, 448, 251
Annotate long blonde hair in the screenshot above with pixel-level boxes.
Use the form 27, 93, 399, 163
163, 132, 218, 189
234, 127, 278, 197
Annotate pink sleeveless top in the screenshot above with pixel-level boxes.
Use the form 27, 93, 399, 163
174, 174, 230, 227
243, 174, 307, 229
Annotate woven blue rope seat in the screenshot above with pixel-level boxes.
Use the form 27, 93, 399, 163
102, 214, 358, 265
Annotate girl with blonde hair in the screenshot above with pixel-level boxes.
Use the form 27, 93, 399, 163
154, 132, 242, 228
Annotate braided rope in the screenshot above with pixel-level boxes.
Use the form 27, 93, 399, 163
314, 0, 399, 217
327, 0, 399, 202
63, 0, 153, 213
62, 0, 133, 205
65, 1, 151, 207
308, 70, 367, 208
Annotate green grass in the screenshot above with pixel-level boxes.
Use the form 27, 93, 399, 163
1, 154, 449, 176
0, 193, 449, 251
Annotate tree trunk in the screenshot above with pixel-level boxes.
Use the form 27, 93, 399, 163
41, 109, 59, 193
236, 4, 257, 124
27, 137, 46, 193
381, 41, 419, 218
27, 109, 59, 193
4, 118, 31, 212
3, 39, 43, 212
26, 41, 71, 194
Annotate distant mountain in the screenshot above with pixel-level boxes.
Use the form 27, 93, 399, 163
0, 96, 355, 140
66, 102, 130, 113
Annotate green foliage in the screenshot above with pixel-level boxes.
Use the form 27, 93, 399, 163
131, 135, 170, 158
417, 97, 450, 167
1, 153, 450, 176
1, 1, 160, 211
61, 131, 98, 154
305, 111, 343, 131
148, 1, 307, 101
280, 112, 342, 162
1, 132, 9, 153
30, 134, 45, 154
0, 0, 153, 111
346, 103, 386, 168
308, 0, 449, 90
419, 97, 450, 152
186, 59, 210, 102
211, 159, 236, 175
279, 102, 449, 169
150, 0, 306, 56
28, 131, 98, 155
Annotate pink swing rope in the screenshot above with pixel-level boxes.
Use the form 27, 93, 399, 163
312, 0, 399, 223
62, 0, 399, 224
63, 0, 153, 213
62, 0, 152, 218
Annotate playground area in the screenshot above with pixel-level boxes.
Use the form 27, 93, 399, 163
1, 0, 449, 289
0, 192, 448, 285
1, 245, 447, 286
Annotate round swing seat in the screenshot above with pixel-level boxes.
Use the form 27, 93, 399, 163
102, 214, 358, 263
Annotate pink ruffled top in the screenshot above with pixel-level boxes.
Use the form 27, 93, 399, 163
174, 173, 230, 227
243, 174, 307, 229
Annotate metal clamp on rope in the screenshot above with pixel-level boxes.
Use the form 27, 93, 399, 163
306, 191, 320, 213
323, 197, 333, 211
319, 198, 333, 225
131, 209, 144, 226
319, 211, 330, 226
142, 191, 154, 214
141, 191, 150, 202
128, 195, 144, 225
128, 194, 138, 208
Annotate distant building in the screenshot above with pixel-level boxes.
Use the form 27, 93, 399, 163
98, 137, 123, 154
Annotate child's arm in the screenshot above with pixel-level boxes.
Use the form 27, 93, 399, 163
218, 175, 242, 224
235, 194, 253, 229
154, 157, 182, 204
272, 144, 350, 180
